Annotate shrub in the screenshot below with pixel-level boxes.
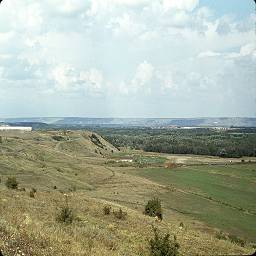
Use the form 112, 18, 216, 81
29, 190, 35, 198
56, 206, 74, 224
103, 205, 111, 215
113, 208, 127, 220
215, 231, 227, 240
228, 234, 246, 247
5, 177, 18, 189
31, 187, 37, 193
149, 227, 180, 256
144, 198, 163, 220
179, 222, 184, 228
52, 135, 65, 141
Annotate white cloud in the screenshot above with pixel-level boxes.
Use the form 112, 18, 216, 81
240, 43, 256, 57
0, 0, 255, 117
52, 64, 79, 91
87, 0, 150, 16
51, 64, 104, 94
162, 0, 199, 12
110, 13, 145, 37
132, 61, 154, 88
198, 51, 221, 58
157, 71, 178, 90
80, 69, 103, 91
45, 0, 89, 15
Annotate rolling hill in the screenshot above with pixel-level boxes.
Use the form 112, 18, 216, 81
0, 130, 255, 255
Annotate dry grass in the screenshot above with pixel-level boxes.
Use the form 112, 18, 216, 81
0, 188, 252, 256
0, 130, 254, 255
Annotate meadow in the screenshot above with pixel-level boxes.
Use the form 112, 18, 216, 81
0, 130, 255, 255
127, 164, 256, 241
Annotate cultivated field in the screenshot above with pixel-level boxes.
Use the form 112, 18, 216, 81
0, 130, 255, 255
126, 164, 256, 241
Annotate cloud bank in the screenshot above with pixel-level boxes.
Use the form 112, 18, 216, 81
0, 0, 255, 117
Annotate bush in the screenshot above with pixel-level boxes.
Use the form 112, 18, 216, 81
144, 198, 163, 220
103, 205, 111, 215
29, 190, 35, 198
52, 135, 65, 141
149, 227, 180, 256
56, 206, 74, 224
228, 234, 246, 247
31, 187, 37, 193
5, 177, 18, 189
113, 208, 127, 220
215, 231, 227, 240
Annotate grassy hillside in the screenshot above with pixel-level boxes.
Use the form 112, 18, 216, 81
0, 130, 255, 255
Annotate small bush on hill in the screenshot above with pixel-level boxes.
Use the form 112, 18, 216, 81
52, 135, 65, 141
215, 231, 227, 240
31, 187, 37, 193
144, 198, 163, 220
103, 205, 111, 215
179, 222, 184, 228
228, 234, 246, 247
56, 195, 74, 224
149, 227, 180, 256
30, 190, 35, 198
113, 208, 127, 220
5, 177, 18, 189
56, 206, 74, 224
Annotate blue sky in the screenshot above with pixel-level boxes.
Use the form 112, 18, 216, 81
0, 0, 255, 118
200, 0, 254, 19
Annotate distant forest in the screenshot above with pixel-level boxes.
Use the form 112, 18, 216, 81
95, 128, 256, 158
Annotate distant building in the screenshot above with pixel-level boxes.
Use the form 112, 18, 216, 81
0, 126, 32, 131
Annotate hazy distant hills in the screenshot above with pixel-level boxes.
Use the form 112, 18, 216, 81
1, 117, 256, 128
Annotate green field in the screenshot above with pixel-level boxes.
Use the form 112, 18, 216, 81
130, 164, 256, 241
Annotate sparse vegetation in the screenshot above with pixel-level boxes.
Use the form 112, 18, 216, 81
90, 133, 104, 148
144, 198, 163, 220
29, 190, 35, 198
0, 130, 254, 255
228, 234, 246, 247
216, 231, 227, 240
103, 205, 111, 215
52, 135, 66, 141
31, 187, 37, 193
56, 206, 74, 224
149, 227, 180, 256
113, 208, 127, 220
5, 177, 18, 189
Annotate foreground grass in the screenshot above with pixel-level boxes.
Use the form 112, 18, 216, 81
0, 188, 252, 256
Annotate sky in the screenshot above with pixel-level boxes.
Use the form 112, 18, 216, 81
0, 0, 255, 118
